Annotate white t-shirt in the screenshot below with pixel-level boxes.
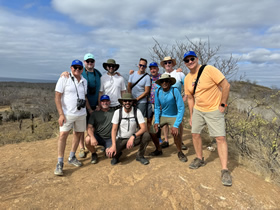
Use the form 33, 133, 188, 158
100, 73, 127, 107
55, 74, 87, 116
128, 72, 151, 103
111, 107, 145, 138
164, 70, 185, 93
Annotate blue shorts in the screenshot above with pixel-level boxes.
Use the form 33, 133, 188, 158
94, 133, 112, 149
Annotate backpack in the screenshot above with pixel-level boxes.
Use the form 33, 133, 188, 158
117, 107, 139, 136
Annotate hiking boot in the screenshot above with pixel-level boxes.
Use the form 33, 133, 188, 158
79, 148, 87, 158
221, 169, 232, 186
91, 153, 98, 164
189, 157, 206, 169
136, 156, 150, 165
54, 162, 63, 176
149, 149, 163, 156
182, 143, 188, 150
111, 152, 122, 166
99, 147, 105, 153
177, 151, 188, 162
68, 156, 82, 167
161, 141, 169, 148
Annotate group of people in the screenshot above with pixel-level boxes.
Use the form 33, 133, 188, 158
54, 51, 232, 186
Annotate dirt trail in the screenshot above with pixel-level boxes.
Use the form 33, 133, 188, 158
0, 128, 279, 209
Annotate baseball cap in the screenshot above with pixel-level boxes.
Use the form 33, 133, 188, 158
100, 95, 110, 101
84, 53, 95, 61
71, 59, 83, 66
183, 51, 197, 60
149, 62, 158, 68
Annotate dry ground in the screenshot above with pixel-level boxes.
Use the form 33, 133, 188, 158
0, 129, 280, 209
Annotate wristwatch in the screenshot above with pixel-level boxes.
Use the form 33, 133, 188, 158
132, 134, 137, 139
220, 103, 228, 107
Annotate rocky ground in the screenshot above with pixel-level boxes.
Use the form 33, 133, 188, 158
0, 128, 280, 209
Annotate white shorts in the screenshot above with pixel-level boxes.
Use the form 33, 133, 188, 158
60, 114, 87, 132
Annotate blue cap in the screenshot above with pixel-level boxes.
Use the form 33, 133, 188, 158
100, 95, 110, 101
149, 62, 158, 68
71, 59, 83, 66
183, 51, 197, 60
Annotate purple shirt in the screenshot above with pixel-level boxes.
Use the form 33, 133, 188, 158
149, 73, 161, 104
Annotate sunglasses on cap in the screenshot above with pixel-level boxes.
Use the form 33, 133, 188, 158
164, 61, 172, 65
72, 66, 83, 71
86, 59, 95, 63
184, 57, 196, 63
139, 64, 147, 68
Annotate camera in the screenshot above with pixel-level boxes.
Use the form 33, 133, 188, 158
77, 99, 86, 110
88, 87, 96, 95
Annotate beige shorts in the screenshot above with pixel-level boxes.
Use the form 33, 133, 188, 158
150, 116, 179, 134
60, 114, 87, 132
191, 108, 225, 137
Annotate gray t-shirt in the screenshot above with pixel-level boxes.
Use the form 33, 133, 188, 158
128, 72, 151, 103
88, 109, 115, 139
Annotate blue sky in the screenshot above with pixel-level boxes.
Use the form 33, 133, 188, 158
0, 0, 280, 88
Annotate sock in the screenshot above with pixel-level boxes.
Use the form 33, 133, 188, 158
69, 151, 75, 159
58, 157, 64, 163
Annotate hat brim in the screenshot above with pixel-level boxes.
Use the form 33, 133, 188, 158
103, 63, 120, 71
155, 77, 176, 86
160, 58, 177, 67
118, 98, 137, 104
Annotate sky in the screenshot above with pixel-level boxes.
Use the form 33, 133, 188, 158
0, 0, 280, 88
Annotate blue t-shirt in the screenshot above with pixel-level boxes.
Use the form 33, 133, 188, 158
128, 72, 151, 103
81, 68, 101, 108
154, 87, 185, 128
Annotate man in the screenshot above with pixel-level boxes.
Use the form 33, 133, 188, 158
85, 95, 114, 164
54, 59, 88, 176
127, 58, 151, 117
98, 59, 126, 110
153, 74, 187, 162
160, 56, 186, 150
183, 51, 232, 186
106, 93, 151, 165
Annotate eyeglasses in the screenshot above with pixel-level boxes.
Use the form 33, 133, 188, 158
139, 64, 147, 68
164, 61, 172, 65
160, 79, 171, 84
72, 66, 83, 71
86, 59, 95, 63
184, 57, 196, 63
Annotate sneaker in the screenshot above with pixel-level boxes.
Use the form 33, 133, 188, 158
161, 141, 169, 148
221, 169, 232, 186
182, 143, 188, 150
79, 148, 87, 158
54, 162, 64, 176
149, 149, 163, 156
99, 147, 105, 153
68, 156, 82, 167
91, 153, 98, 164
189, 157, 206, 169
111, 152, 122, 165
136, 156, 150, 165
159, 138, 163, 144
177, 151, 188, 162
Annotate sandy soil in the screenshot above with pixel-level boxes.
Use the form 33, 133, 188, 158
0, 128, 280, 209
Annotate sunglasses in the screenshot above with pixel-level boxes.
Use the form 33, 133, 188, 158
160, 79, 171, 84
107, 64, 115, 68
139, 64, 147, 68
86, 59, 95, 63
164, 61, 172, 65
184, 57, 196, 63
123, 100, 132, 103
72, 66, 83, 71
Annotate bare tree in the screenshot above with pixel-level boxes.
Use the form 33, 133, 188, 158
149, 36, 240, 80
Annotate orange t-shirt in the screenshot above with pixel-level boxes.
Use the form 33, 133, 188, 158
184, 65, 225, 112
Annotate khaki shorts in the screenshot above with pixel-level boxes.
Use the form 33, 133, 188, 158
150, 116, 179, 134
60, 114, 87, 132
191, 108, 225, 137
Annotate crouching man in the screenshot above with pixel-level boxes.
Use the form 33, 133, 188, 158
106, 93, 151, 165
85, 95, 114, 164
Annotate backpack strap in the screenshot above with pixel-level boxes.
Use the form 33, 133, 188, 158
134, 106, 139, 129
157, 87, 176, 102
117, 107, 122, 136
193, 65, 207, 95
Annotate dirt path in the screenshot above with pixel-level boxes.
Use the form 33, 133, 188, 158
0, 129, 279, 209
